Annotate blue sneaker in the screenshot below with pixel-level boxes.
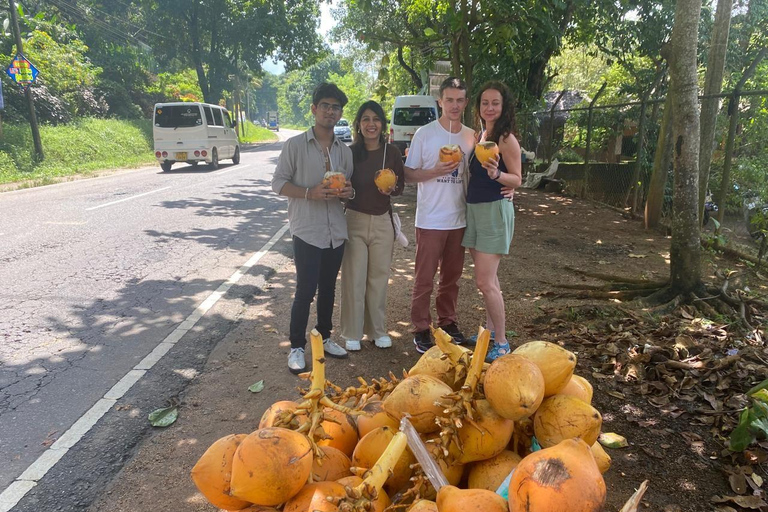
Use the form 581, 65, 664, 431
467, 330, 495, 346
485, 342, 510, 363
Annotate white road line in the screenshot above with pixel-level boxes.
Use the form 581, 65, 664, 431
85, 186, 172, 211
0, 221, 291, 512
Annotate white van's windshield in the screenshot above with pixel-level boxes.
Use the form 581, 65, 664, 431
155, 105, 203, 128
393, 107, 436, 126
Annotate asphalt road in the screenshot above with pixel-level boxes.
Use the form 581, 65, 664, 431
0, 130, 301, 509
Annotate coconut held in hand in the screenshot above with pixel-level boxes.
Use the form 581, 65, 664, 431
475, 141, 499, 165
322, 171, 346, 191
374, 168, 397, 194
439, 144, 462, 165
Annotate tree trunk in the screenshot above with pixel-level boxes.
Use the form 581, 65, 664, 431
188, 5, 210, 103
645, 93, 674, 229
698, 0, 732, 222
668, 0, 703, 294
459, 0, 473, 121
207, 7, 222, 105
396, 46, 422, 91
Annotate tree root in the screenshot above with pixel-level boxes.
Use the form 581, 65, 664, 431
564, 265, 669, 286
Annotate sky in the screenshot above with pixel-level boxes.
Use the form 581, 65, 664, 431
262, 1, 336, 75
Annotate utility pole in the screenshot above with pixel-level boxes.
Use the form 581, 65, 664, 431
8, 0, 43, 161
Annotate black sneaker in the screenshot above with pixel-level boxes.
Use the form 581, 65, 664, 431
413, 329, 434, 354
441, 322, 467, 345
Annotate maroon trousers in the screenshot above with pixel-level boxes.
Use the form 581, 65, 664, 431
411, 228, 466, 333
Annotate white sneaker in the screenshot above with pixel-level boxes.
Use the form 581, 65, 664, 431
374, 336, 392, 349
287, 347, 306, 374
323, 338, 348, 359
345, 339, 362, 351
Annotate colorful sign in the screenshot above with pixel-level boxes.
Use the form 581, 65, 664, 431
5, 54, 39, 89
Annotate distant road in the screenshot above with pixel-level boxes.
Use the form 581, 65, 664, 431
0, 129, 302, 510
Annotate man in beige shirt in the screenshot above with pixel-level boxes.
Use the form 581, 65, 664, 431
272, 82, 355, 373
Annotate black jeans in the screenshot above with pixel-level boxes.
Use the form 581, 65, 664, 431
289, 236, 345, 348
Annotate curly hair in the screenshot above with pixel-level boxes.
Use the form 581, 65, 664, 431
473, 81, 517, 143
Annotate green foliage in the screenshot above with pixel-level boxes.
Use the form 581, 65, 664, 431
239, 122, 278, 143
729, 381, 768, 452
328, 70, 373, 127
146, 69, 205, 103
0, 118, 154, 185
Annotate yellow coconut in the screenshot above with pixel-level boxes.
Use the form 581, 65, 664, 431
408, 345, 469, 390
382, 375, 452, 434
558, 374, 594, 404
407, 499, 438, 512
259, 400, 300, 429
352, 426, 415, 494
474, 141, 499, 166
513, 341, 577, 396
436, 485, 507, 512
317, 408, 359, 457
590, 441, 612, 474
448, 399, 514, 464
356, 401, 399, 438
313, 445, 352, 482
374, 168, 397, 193
190, 434, 252, 511
508, 438, 606, 512
230, 427, 313, 506
533, 395, 602, 448
283, 481, 347, 512
483, 353, 545, 420
467, 449, 522, 491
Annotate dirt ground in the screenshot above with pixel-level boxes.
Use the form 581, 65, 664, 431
89, 185, 768, 512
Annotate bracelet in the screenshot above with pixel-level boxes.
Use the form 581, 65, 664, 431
305, 187, 310, 200
349, 188, 356, 200
492, 170, 501, 181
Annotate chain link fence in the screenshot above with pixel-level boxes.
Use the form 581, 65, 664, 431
517, 87, 768, 230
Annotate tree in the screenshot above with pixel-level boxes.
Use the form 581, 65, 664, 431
666, 0, 704, 297
140, 0, 325, 104
698, 0, 733, 222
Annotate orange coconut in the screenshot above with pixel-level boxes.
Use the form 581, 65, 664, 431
508, 438, 606, 512
474, 141, 499, 165
190, 434, 251, 511
512, 341, 577, 396
323, 171, 347, 190
439, 144, 462, 164
356, 401, 399, 438
483, 353, 545, 421
374, 168, 397, 193
230, 427, 313, 506
467, 449, 521, 491
436, 485, 507, 512
317, 408, 359, 457
313, 445, 352, 482
533, 395, 602, 448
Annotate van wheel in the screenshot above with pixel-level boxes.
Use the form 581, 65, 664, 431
232, 147, 241, 164
209, 148, 219, 170
161, 162, 173, 172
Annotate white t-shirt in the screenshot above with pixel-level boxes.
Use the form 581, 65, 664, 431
405, 120, 476, 230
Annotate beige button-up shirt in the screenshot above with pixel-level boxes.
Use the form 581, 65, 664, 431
272, 128, 353, 249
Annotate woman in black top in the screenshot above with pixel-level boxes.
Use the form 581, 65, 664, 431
463, 81, 523, 362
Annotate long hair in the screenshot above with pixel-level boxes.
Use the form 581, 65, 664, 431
350, 100, 388, 162
473, 81, 517, 143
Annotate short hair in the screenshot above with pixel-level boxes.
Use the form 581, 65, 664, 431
439, 77, 467, 98
312, 82, 348, 107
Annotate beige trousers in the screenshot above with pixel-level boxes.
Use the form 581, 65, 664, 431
340, 208, 395, 340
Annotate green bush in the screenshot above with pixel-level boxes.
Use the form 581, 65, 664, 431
0, 118, 154, 185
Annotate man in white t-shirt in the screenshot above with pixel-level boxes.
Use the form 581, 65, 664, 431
404, 77, 476, 353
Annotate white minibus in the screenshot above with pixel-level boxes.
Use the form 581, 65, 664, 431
389, 95, 439, 157
153, 102, 241, 171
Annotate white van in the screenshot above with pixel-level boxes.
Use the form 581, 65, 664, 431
153, 102, 241, 171
389, 95, 439, 157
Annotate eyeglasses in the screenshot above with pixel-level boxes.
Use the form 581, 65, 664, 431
317, 102, 343, 113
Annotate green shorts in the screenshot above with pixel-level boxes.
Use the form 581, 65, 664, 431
462, 200, 515, 255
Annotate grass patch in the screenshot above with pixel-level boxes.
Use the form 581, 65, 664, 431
239, 121, 278, 143
0, 118, 155, 185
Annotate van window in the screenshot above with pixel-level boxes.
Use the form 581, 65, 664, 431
203, 106, 214, 125
225, 111, 235, 128
393, 107, 436, 126
212, 108, 224, 126
154, 105, 203, 128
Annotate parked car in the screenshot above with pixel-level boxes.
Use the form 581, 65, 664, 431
335, 119, 352, 142
153, 102, 240, 172
389, 95, 438, 157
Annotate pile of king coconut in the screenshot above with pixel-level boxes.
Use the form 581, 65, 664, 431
191, 326, 642, 512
